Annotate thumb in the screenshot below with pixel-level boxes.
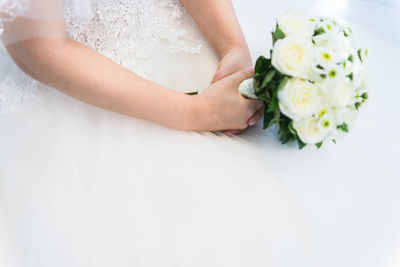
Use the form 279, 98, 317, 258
211, 69, 227, 84
231, 66, 255, 85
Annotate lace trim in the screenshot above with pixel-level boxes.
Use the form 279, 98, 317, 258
0, 67, 44, 115
0, 0, 30, 35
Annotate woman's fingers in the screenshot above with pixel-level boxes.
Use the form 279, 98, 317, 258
223, 129, 244, 135
211, 67, 229, 84
248, 106, 264, 126
249, 98, 264, 110
231, 66, 255, 86
243, 98, 263, 118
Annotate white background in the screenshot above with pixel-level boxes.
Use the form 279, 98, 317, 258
233, 0, 400, 266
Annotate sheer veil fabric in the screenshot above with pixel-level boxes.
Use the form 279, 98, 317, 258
0, 1, 315, 266
0, 0, 66, 45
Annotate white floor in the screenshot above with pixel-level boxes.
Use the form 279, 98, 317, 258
233, 0, 400, 266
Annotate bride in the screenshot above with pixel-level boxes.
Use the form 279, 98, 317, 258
0, 0, 314, 266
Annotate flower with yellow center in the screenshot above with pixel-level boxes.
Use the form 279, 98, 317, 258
318, 113, 335, 133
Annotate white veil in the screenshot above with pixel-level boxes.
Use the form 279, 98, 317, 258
0, 0, 67, 45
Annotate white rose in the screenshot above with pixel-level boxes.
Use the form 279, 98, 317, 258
278, 78, 321, 121
272, 37, 315, 79
277, 11, 315, 38
322, 78, 355, 108
293, 117, 328, 144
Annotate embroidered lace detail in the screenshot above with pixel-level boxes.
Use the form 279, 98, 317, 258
0, 0, 30, 35
65, 0, 202, 76
0, 67, 45, 115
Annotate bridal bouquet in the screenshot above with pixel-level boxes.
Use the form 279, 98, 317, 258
240, 11, 368, 149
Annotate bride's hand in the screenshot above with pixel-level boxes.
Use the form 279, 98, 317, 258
211, 47, 264, 134
211, 47, 252, 84
189, 67, 263, 132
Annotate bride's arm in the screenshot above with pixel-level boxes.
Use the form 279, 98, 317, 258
6, 37, 261, 131
180, 0, 264, 132
179, 0, 248, 60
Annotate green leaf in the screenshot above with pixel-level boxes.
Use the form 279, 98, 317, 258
347, 72, 354, 80
263, 108, 275, 129
272, 25, 286, 44
257, 95, 270, 103
337, 123, 349, 133
297, 139, 306, 149
332, 139, 337, 144
348, 54, 354, 63
315, 142, 323, 149
254, 56, 270, 76
266, 93, 279, 113
274, 109, 281, 126
277, 76, 289, 91
261, 70, 276, 88
314, 27, 325, 36
278, 117, 298, 145
357, 49, 363, 62
253, 81, 261, 95
267, 118, 276, 128
288, 121, 297, 135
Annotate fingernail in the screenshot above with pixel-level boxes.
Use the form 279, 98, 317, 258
248, 66, 255, 74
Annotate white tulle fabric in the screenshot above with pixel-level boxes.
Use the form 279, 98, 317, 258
0, 1, 315, 266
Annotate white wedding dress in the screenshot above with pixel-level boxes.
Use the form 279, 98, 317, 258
0, 1, 315, 267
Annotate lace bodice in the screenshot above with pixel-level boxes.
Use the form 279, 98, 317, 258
64, 0, 201, 73
0, 0, 203, 114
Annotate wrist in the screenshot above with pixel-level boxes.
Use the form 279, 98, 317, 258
179, 93, 211, 131
177, 93, 203, 131
219, 43, 250, 59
